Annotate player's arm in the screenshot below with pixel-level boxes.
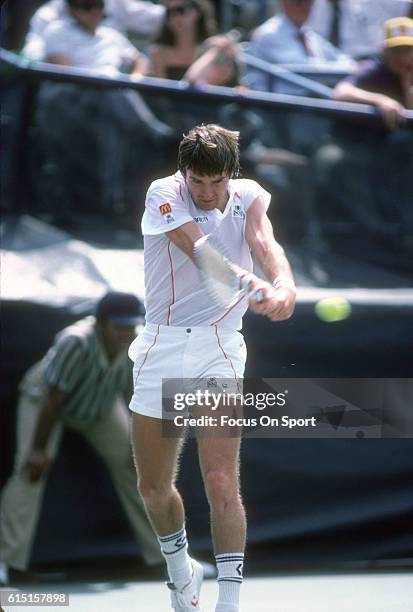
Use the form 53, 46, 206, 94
245, 195, 296, 321
24, 386, 64, 482
166, 220, 204, 259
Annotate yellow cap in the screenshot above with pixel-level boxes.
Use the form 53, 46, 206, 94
384, 17, 413, 48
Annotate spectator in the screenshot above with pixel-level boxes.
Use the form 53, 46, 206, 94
150, 8, 320, 252
41, 0, 150, 76
0, 292, 163, 585
145, 0, 241, 145
244, 1, 350, 253
148, 0, 240, 87
34, 0, 175, 215
23, 0, 165, 59
334, 17, 413, 129
183, 33, 241, 86
218, 103, 326, 260
309, 0, 412, 61
315, 18, 413, 257
248, 0, 353, 94
149, 0, 217, 80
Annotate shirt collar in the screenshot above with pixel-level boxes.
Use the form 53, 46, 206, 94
95, 326, 128, 370
280, 13, 302, 35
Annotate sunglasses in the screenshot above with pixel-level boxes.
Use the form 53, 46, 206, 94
166, 3, 194, 18
72, 0, 104, 11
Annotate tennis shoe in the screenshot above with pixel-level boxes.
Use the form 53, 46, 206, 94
167, 558, 204, 611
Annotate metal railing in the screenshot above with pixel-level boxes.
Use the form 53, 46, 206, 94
1, 49, 412, 125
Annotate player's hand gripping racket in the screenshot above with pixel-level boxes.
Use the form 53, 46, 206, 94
193, 234, 264, 308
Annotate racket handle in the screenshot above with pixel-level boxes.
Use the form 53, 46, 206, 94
240, 277, 264, 304
253, 289, 264, 303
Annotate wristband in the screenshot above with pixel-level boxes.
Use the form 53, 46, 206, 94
272, 276, 296, 290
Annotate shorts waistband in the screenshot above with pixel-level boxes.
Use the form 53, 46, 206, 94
144, 323, 238, 336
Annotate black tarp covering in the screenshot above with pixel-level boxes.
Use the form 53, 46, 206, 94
30, 434, 413, 567
1, 216, 413, 568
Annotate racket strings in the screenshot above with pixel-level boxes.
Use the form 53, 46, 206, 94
194, 235, 245, 307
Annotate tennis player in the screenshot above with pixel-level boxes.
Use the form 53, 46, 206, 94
129, 124, 296, 611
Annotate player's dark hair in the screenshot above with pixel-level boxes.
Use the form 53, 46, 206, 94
178, 124, 240, 178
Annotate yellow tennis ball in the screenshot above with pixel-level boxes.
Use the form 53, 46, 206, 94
315, 297, 351, 322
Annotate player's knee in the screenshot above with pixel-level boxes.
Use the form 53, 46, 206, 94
204, 468, 234, 503
137, 477, 158, 500
138, 477, 171, 504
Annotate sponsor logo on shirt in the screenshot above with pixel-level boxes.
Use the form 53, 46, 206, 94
159, 202, 175, 224
232, 203, 245, 219
194, 215, 209, 224
159, 202, 172, 215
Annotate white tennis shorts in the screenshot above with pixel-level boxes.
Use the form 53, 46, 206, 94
128, 323, 247, 419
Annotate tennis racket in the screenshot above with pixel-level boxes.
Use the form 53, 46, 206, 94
193, 234, 264, 308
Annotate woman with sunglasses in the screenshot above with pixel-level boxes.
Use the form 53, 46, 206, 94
149, 0, 240, 87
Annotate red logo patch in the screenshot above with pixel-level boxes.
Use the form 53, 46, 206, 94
159, 203, 172, 215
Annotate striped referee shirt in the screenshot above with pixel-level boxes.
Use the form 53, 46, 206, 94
20, 317, 130, 422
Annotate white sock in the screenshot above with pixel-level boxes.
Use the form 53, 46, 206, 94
215, 552, 244, 612
157, 526, 193, 590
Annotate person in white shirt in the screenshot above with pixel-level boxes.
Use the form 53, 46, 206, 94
246, 0, 353, 226
248, 0, 352, 94
24, 0, 165, 59
309, 0, 411, 60
41, 1, 147, 75
35, 0, 174, 213
129, 124, 296, 612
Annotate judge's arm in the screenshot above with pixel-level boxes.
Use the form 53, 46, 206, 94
24, 386, 64, 482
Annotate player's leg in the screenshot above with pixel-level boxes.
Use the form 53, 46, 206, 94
197, 434, 246, 552
132, 413, 200, 597
131, 412, 185, 535
197, 434, 245, 612
190, 327, 247, 611
77, 396, 163, 566
129, 324, 207, 608
0, 391, 63, 572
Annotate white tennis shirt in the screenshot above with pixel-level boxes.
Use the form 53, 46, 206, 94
142, 172, 271, 330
